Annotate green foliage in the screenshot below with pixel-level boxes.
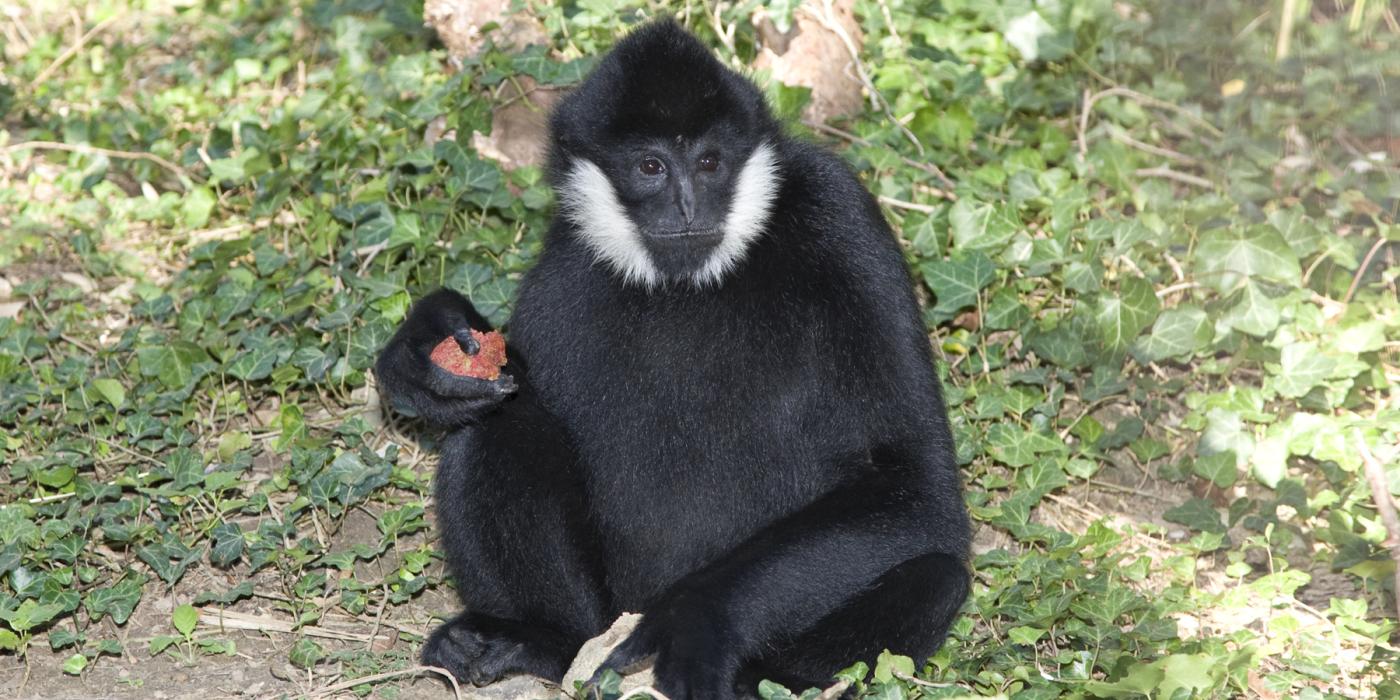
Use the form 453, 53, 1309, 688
1, 0, 1397, 696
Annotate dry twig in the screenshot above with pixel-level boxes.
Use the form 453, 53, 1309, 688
1155, 281, 1202, 299
1356, 430, 1400, 617
197, 608, 370, 643
1078, 86, 1222, 159
1, 140, 190, 186
877, 195, 937, 214
1134, 167, 1213, 189
894, 670, 958, 689
803, 0, 926, 157
619, 687, 674, 700
802, 120, 957, 197
1108, 126, 1198, 164
1343, 237, 1388, 305
816, 678, 854, 699
32, 15, 118, 86
304, 665, 462, 700
1276, 0, 1298, 60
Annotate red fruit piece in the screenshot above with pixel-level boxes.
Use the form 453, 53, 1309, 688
429, 330, 508, 380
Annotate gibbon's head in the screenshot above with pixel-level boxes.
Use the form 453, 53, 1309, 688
548, 19, 783, 288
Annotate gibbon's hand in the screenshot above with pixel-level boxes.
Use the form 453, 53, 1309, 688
425, 328, 517, 400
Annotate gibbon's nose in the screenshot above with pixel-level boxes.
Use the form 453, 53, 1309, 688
677, 178, 696, 225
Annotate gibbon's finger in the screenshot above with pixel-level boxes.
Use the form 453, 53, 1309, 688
452, 327, 481, 355
427, 365, 517, 399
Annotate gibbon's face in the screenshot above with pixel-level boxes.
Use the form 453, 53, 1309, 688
550, 21, 784, 289
558, 132, 780, 289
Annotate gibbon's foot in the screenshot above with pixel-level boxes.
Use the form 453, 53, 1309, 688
422, 615, 570, 686
593, 591, 740, 700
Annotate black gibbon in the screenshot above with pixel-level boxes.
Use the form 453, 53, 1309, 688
376, 19, 970, 699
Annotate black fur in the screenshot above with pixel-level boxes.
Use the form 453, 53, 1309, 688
375, 19, 970, 699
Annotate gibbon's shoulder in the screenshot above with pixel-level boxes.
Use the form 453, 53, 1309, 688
770, 139, 903, 256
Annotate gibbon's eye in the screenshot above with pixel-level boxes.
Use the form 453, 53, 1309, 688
698, 153, 720, 172
640, 157, 666, 175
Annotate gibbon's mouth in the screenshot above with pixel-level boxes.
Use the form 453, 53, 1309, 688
646, 228, 724, 252
648, 227, 723, 240
642, 228, 726, 277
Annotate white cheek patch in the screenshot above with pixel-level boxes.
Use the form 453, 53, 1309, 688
558, 159, 662, 287
558, 146, 782, 289
693, 142, 782, 286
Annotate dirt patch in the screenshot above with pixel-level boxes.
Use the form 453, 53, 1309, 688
18, 488, 468, 700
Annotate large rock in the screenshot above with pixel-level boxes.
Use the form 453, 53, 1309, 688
561, 614, 656, 696
423, 0, 548, 60
469, 77, 563, 171
753, 0, 866, 125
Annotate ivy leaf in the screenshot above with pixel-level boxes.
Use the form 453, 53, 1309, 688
289, 638, 325, 669
985, 288, 1031, 330
149, 635, 179, 655
172, 604, 199, 637
0, 599, 62, 632
1251, 435, 1289, 488
435, 139, 501, 194
1164, 498, 1227, 534
1084, 663, 1163, 697
1026, 319, 1091, 368
1063, 260, 1102, 293
1196, 226, 1302, 292
872, 650, 916, 683
1192, 452, 1237, 488
1219, 281, 1280, 337
1018, 459, 1068, 499
1268, 208, 1323, 257
227, 336, 292, 381
195, 581, 255, 606
1095, 277, 1159, 351
468, 277, 518, 329
1097, 415, 1143, 450
1070, 587, 1141, 626
49, 628, 80, 650
987, 424, 1062, 467
61, 653, 87, 675
1270, 343, 1336, 399
1156, 653, 1220, 699
949, 198, 1019, 251
90, 378, 126, 409
209, 522, 246, 568
1199, 409, 1253, 465
290, 345, 337, 381
921, 251, 996, 315
1132, 307, 1212, 363
85, 576, 144, 625
757, 680, 795, 700
377, 504, 426, 540
136, 341, 211, 389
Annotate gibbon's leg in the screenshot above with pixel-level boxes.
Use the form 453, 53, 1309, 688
597, 450, 969, 700
423, 387, 612, 685
734, 552, 969, 695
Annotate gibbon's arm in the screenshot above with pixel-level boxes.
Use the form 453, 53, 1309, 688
602, 438, 969, 673
375, 288, 519, 428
